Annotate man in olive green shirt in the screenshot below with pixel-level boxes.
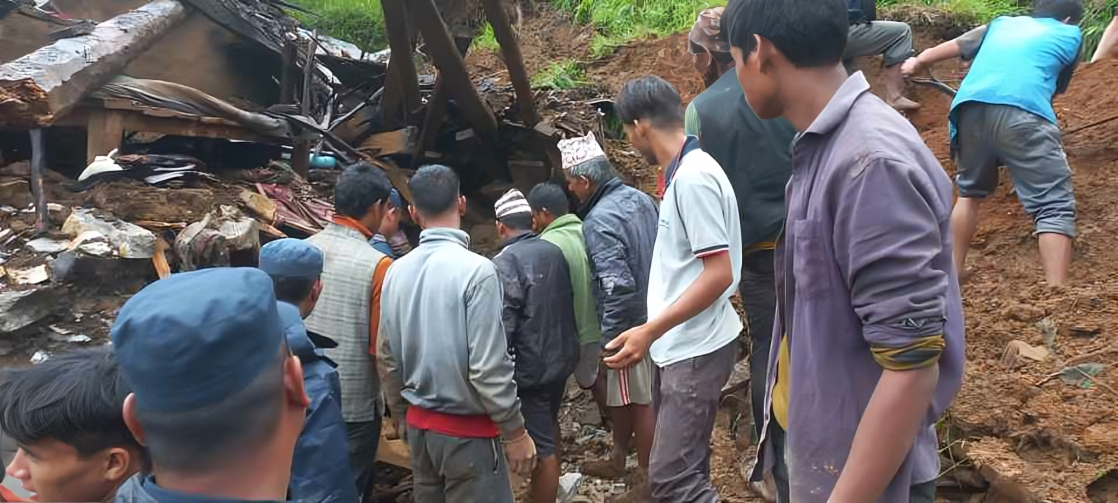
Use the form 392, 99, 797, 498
528, 183, 606, 410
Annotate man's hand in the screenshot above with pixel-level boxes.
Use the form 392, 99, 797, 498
503, 429, 538, 475
900, 56, 923, 77
387, 417, 406, 441
603, 324, 658, 369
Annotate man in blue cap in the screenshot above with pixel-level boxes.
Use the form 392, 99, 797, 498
259, 239, 357, 503
370, 189, 404, 258
111, 268, 311, 503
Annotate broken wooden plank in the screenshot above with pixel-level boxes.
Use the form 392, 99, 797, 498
481, 0, 540, 126
0, 0, 188, 128
86, 109, 126, 163
409, 0, 498, 139
358, 127, 419, 156
380, 0, 421, 127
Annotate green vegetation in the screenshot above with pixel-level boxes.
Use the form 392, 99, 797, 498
473, 23, 502, 52
879, 0, 1021, 26
551, 0, 727, 57
531, 60, 587, 89
284, 0, 387, 52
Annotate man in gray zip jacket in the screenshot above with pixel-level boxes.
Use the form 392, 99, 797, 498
378, 165, 537, 502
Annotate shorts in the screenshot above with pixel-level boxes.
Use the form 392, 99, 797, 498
953, 102, 1077, 237
606, 355, 653, 407
574, 342, 601, 389
521, 382, 565, 458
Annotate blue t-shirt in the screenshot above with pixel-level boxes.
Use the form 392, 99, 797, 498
950, 16, 1081, 138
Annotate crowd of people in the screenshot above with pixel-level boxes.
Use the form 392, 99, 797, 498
0, 0, 1088, 501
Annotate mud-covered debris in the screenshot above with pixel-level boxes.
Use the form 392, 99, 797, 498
558, 472, 584, 503
175, 206, 259, 271
9, 264, 49, 285
25, 237, 69, 254
49, 333, 91, 344
1058, 363, 1106, 387
30, 351, 49, 364
1002, 340, 1049, 369
0, 340, 13, 357
62, 209, 157, 259
1003, 303, 1045, 322
70, 231, 114, 257
1035, 317, 1058, 348
1087, 468, 1118, 503
1069, 325, 1102, 338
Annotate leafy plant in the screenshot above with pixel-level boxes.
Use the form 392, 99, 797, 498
283, 0, 388, 52
531, 60, 587, 89
551, 0, 726, 58
473, 23, 501, 52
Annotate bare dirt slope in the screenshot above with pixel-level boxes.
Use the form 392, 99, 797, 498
470, 6, 1118, 502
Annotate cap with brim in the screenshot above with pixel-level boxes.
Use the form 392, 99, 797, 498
111, 268, 284, 413
259, 238, 324, 280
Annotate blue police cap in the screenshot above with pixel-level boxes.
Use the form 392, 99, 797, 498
110, 268, 284, 413
259, 239, 324, 280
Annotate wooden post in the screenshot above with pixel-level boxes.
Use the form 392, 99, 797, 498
409, 0, 498, 139
86, 109, 125, 164
279, 37, 298, 104
413, 76, 447, 169
292, 33, 319, 179
380, 0, 421, 127
480, 0, 539, 126
29, 129, 48, 235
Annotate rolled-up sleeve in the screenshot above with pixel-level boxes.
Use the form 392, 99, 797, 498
832, 155, 948, 370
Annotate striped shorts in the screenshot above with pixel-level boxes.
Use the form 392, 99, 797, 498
606, 355, 653, 407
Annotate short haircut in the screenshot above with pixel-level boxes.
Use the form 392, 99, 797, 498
527, 182, 570, 217
137, 350, 285, 471
498, 213, 533, 231
615, 75, 685, 129
0, 347, 140, 457
409, 165, 461, 216
1034, 0, 1083, 23
272, 277, 315, 304
335, 162, 393, 219
724, 0, 848, 68
567, 156, 617, 187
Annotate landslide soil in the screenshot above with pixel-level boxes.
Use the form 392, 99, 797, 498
470, 6, 1118, 502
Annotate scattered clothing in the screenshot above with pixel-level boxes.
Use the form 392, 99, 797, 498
305, 217, 392, 494
649, 341, 737, 503
538, 213, 603, 347
755, 73, 965, 501
647, 136, 742, 367
379, 228, 524, 437
407, 430, 514, 503
278, 302, 357, 503
493, 232, 580, 390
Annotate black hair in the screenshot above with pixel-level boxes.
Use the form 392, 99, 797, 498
0, 347, 140, 457
409, 165, 461, 216
724, 0, 848, 68
335, 162, 393, 219
498, 213, 534, 231
614, 75, 685, 129
136, 350, 285, 472
1033, 0, 1083, 23
527, 182, 570, 217
273, 277, 315, 304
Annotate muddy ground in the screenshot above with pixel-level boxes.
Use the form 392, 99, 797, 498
467, 6, 1118, 503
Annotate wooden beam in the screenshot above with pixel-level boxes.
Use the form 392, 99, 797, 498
413, 76, 447, 169
408, 0, 498, 139
29, 129, 47, 235
293, 32, 319, 179
380, 0, 420, 128
481, 0, 539, 126
0, 0, 188, 128
86, 109, 126, 164
357, 127, 419, 156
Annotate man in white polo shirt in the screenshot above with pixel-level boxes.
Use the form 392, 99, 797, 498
605, 75, 742, 503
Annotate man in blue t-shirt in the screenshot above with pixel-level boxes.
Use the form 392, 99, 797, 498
902, 0, 1083, 287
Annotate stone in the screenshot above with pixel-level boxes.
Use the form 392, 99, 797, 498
0, 288, 57, 333
62, 208, 156, 259
558, 472, 584, 503
0, 180, 32, 209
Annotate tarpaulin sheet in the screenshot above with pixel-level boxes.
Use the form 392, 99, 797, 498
257, 182, 332, 236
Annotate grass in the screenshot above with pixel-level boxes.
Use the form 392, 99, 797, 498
473, 23, 502, 52
283, 0, 387, 52
551, 0, 727, 57
531, 59, 587, 89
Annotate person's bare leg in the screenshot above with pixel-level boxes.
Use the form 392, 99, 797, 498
951, 197, 982, 282
1092, 16, 1118, 62
591, 374, 610, 430
631, 403, 656, 469
883, 64, 920, 111
582, 405, 631, 479
530, 455, 560, 503
1037, 233, 1072, 286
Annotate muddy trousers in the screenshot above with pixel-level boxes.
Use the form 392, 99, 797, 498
768, 419, 937, 503
408, 429, 515, 503
346, 416, 382, 501
649, 341, 738, 503
739, 249, 777, 451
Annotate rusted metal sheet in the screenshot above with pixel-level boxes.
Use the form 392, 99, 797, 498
0, 0, 187, 128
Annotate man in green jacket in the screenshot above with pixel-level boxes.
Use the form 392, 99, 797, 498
528, 182, 607, 417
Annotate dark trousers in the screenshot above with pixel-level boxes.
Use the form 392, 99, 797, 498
649, 341, 738, 503
346, 415, 382, 502
769, 417, 936, 503
408, 429, 514, 503
739, 249, 777, 445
